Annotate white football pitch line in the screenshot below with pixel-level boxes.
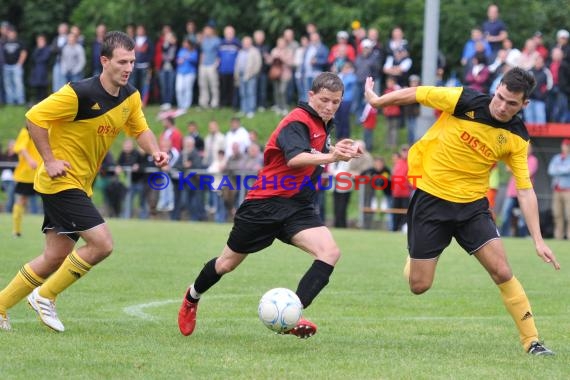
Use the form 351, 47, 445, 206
122, 294, 256, 321
121, 298, 563, 323
123, 299, 178, 321
6, 295, 562, 324
6, 307, 561, 326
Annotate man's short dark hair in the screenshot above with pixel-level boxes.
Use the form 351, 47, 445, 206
500, 67, 536, 100
101, 31, 135, 58
311, 72, 344, 94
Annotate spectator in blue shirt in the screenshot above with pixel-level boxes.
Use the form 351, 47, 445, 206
175, 38, 199, 113
91, 24, 106, 76
218, 25, 241, 108
335, 61, 357, 140
198, 24, 221, 109
300, 32, 328, 102
482, 4, 508, 60
461, 27, 492, 67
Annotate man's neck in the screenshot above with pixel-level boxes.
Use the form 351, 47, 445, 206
99, 76, 120, 97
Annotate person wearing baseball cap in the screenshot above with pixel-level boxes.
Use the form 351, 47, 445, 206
556, 29, 569, 40
360, 38, 374, 49
328, 30, 356, 64
547, 138, 570, 239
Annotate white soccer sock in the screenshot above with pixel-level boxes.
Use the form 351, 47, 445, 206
189, 285, 201, 300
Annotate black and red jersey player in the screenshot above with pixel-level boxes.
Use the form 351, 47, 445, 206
178, 72, 361, 338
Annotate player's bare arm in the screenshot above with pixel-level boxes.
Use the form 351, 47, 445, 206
517, 188, 560, 270
26, 120, 71, 178
135, 129, 169, 167
287, 151, 346, 168
364, 76, 418, 108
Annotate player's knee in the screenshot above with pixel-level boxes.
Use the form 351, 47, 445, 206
317, 245, 341, 265
215, 257, 240, 274
94, 239, 114, 259
409, 281, 431, 295
216, 261, 232, 274
42, 253, 67, 272
489, 267, 513, 285
330, 245, 341, 261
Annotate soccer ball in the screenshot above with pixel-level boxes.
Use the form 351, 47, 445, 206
258, 288, 303, 333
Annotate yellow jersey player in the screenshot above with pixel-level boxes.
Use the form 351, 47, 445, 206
11, 126, 42, 237
0, 31, 168, 332
364, 67, 559, 356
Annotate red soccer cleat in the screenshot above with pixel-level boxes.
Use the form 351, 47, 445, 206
178, 290, 198, 336
284, 318, 317, 339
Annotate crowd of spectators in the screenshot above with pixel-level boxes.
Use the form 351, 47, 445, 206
0, 17, 422, 225
92, 116, 262, 223
457, 5, 570, 123
0, 18, 426, 145
1, 7, 570, 234
2, 7, 569, 137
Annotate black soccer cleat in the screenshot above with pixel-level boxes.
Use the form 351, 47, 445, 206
527, 341, 555, 356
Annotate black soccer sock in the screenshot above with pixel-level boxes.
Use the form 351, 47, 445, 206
295, 260, 334, 308
187, 258, 222, 302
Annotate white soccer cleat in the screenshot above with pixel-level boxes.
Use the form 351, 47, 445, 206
27, 288, 65, 332
0, 312, 11, 331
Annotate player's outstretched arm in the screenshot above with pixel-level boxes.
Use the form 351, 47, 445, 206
364, 76, 418, 108
534, 240, 560, 270
517, 188, 560, 270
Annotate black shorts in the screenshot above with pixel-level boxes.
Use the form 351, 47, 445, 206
15, 182, 36, 196
407, 189, 499, 260
227, 197, 324, 254
40, 189, 105, 242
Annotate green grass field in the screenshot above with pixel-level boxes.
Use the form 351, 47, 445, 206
1, 213, 568, 379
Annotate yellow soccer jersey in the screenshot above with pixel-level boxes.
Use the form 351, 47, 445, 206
408, 86, 531, 203
13, 127, 42, 184
26, 77, 149, 196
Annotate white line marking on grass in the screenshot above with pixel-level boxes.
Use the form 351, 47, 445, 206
10, 317, 147, 324
123, 300, 178, 321
122, 294, 255, 320
121, 298, 564, 324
